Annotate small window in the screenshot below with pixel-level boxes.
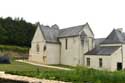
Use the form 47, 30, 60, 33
65, 38, 68, 50
36, 43, 40, 52
99, 58, 103, 68
87, 58, 90, 66
92, 38, 94, 48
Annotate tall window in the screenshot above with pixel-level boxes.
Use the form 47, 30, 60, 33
99, 58, 103, 68
87, 58, 90, 66
36, 44, 40, 52
65, 38, 68, 50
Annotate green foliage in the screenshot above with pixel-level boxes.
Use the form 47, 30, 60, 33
0, 17, 36, 47
6, 66, 125, 83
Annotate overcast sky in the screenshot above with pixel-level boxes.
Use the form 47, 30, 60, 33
0, 0, 125, 38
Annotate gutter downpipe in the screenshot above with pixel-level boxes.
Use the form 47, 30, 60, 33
59, 40, 61, 64
121, 44, 124, 70
78, 36, 81, 65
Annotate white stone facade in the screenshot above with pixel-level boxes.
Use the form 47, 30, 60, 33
29, 23, 125, 71
29, 23, 94, 66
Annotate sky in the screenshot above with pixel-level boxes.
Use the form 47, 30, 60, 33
0, 0, 125, 38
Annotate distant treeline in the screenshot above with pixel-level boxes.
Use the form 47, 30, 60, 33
0, 17, 36, 47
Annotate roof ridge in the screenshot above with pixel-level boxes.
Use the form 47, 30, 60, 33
58, 23, 88, 38
60, 23, 88, 30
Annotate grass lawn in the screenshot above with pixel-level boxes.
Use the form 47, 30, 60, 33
0, 60, 58, 72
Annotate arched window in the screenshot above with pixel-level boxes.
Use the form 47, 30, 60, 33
43, 45, 46, 51
36, 43, 40, 52
65, 38, 68, 50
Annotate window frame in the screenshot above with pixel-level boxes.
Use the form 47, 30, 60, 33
99, 58, 103, 68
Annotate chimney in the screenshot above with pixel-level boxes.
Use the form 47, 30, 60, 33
51, 24, 59, 29
117, 28, 123, 32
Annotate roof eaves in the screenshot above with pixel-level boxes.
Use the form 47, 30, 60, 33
85, 54, 111, 56
58, 35, 79, 38
85, 46, 120, 56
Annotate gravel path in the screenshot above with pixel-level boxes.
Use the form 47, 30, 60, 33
16, 60, 72, 70
0, 60, 72, 83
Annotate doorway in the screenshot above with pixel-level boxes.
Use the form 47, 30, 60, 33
117, 62, 122, 70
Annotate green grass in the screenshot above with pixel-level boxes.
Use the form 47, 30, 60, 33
0, 60, 58, 72
0, 45, 29, 53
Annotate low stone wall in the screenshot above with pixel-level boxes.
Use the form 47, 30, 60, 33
0, 72, 71, 83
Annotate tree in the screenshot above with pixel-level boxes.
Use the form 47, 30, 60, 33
0, 17, 37, 47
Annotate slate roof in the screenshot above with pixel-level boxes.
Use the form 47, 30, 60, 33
40, 24, 59, 43
39, 23, 91, 43
85, 46, 120, 55
95, 38, 105, 46
101, 29, 125, 44
58, 24, 88, 38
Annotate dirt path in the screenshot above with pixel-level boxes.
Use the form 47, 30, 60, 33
0, 72, 71, 83
16, 60, 72, 70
